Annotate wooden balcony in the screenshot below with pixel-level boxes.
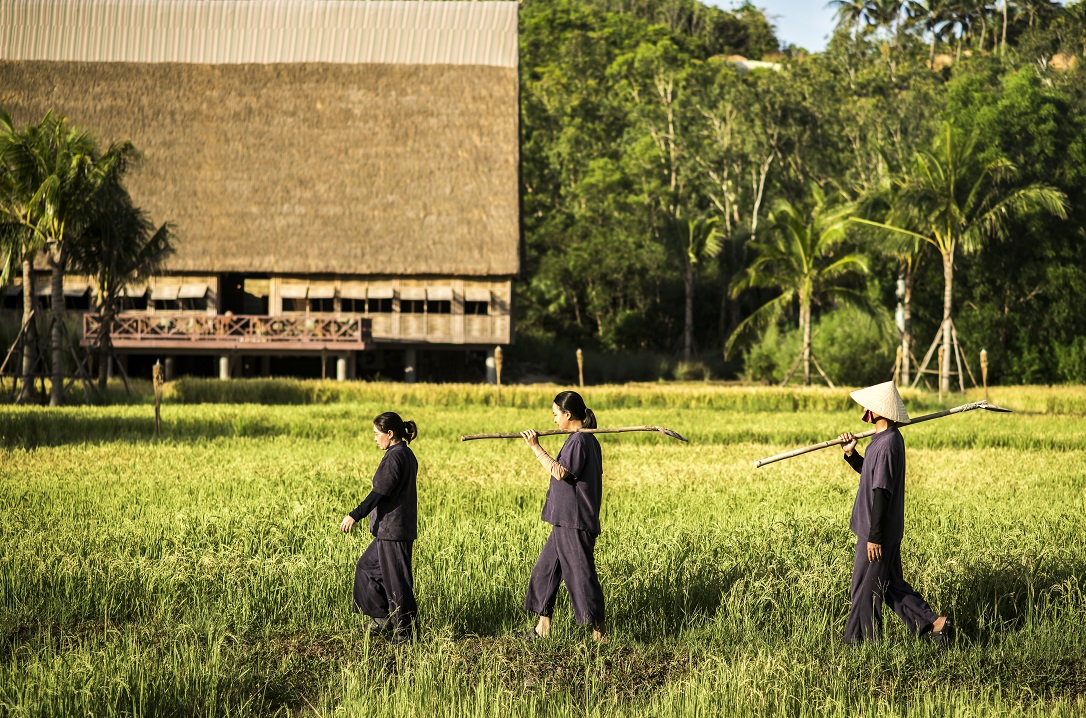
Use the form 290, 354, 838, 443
83, 314, 370, 352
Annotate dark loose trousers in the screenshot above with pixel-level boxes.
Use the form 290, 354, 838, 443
353, 538, 417, 632
844, 540, 938, 644
524, 526, 605, 625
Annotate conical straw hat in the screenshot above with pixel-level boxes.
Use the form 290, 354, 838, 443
849, 381, 910, 423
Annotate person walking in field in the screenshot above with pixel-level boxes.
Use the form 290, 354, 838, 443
519, 391, 607, 642
339, 411, 419, 644
837, 381, 952, 645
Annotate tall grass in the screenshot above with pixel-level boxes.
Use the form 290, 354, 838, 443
1, 403, 1084, 716
153, 379, 1086, 414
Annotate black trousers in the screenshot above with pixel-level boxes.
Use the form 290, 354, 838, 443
524, 526, 605, 625
844, 540, 938, 643
353, 538, 417, 632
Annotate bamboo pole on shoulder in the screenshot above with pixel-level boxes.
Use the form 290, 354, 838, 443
753, 400, 1012, 468
461, 425, 689, 443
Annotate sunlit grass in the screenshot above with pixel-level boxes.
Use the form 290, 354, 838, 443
1, 389, 1084, 716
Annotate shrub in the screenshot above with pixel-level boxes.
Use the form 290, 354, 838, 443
742, 308, 895, 387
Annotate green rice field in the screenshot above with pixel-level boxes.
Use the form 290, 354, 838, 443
1, 383, 1084, 716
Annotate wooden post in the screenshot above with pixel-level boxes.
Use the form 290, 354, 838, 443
152, 359, 164, 436
494, 345, 503, 406
576, 348, 584, 388
937, 345, 945, 401
980, 349, 989, 403
893, 346, 903, 386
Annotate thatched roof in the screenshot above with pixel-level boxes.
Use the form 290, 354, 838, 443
0, 1, 520, 277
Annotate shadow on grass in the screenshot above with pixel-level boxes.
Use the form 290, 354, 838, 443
0, 411, 299, 448
949, 555, 1086, 643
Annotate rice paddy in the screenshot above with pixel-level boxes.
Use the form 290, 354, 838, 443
1, 383, 1084, 716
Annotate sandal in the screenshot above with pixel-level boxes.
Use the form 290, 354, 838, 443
516, 627, 545, 641
366, 617, 393, 635
929, 617, 954, 646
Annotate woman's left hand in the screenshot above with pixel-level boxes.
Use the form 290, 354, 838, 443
339, 515, 356, 534
521, 429, 540, 449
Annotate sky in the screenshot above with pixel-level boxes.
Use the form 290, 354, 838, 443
714, 1, 1069, 54
717, 0, 838, 53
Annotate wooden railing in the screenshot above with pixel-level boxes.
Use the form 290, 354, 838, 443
83, 314, 370, 351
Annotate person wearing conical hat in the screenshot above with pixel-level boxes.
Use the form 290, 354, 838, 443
837, 381, 952, 645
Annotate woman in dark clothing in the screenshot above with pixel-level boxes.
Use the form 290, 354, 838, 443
339, 412, 419, 644
519, 390, 607, 642
837, 381, 951, 645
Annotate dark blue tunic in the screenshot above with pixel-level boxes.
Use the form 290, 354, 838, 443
846, 427, 906, 545
540, 432, 603, 536
368, 442, 418, 541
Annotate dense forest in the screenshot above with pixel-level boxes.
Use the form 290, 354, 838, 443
514, 0, 1086, 386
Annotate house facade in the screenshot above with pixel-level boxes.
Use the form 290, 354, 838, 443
0, 0, 520, 381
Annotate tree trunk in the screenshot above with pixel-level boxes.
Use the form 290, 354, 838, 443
49, 246, 66, 406
902, 264, 914, 387
17, 259, 36, 404
1001, 0, 1007, 56
929, 30, 937, 69
801, 290, 811, 387
97, 306, 113, 391
941, 249, 954, 396
683, 258, 694, 363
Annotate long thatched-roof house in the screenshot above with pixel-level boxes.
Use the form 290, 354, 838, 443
0, 0, 520, 381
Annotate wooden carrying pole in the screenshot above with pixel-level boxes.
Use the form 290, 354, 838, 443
461, 425, 689, 442
753, 400, 1012, 468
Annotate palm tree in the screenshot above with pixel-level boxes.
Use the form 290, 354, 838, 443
726, 185, 870, 387
68, 184, 173, 390
0, 110, 47, 403
869, 0, 906, 37
828, 0, 876, 39
854, 124, 1067, 395
1011, 0, 1059, 29
0, 111, 135, 405
907, 0, 953, 67
856, 176, 928, 387
671, 214, 722, 363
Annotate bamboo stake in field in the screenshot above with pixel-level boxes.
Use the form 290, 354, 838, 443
753, 400, 1011, 468
461, 425, 689, 442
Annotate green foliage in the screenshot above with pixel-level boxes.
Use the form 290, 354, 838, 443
514, 0, 1086, 384
742, 307, 895, 387
726, 185, 870, 389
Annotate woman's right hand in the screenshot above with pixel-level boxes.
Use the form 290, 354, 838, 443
839, 432, 857, 456
521, 429, 540, 449
339, 515, 356, 534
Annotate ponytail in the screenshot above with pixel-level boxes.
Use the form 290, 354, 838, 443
374, 412, 418, 444
554, 390, 596, 428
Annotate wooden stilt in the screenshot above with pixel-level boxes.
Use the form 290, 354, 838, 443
952, 329, 965, 393
810, 354, 835, 388
951, 323, 978, 388
778, 351, 804, 387
910, 319, 945, 389
110, 346, 132, 394
61, 323, 100, 404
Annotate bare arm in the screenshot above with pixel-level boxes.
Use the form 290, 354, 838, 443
521, 429, 570, 480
